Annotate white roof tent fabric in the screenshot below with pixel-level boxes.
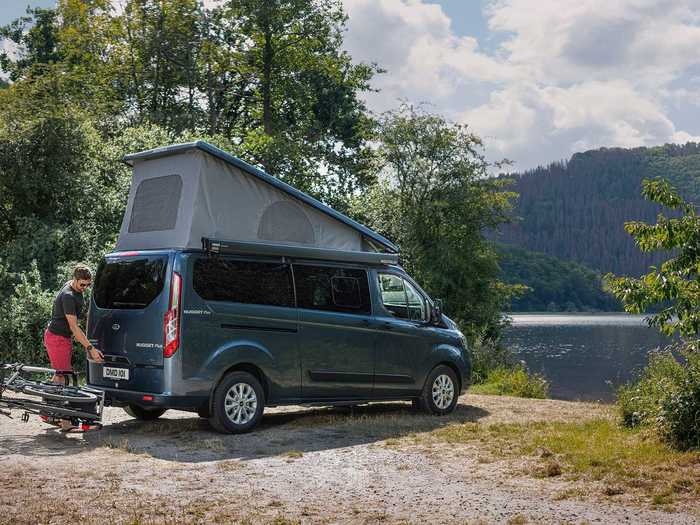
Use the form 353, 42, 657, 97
116, 141, 399, 255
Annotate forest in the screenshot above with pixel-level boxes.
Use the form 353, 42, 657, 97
496, 144, 700, 277
497, 245, 621, 312
494, 144, 700, 311
0, 1, 520, 364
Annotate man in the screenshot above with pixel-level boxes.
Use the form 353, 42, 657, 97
44, 264, 104, 385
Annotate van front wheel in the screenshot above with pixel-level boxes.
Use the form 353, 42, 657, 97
418, 365, 459, 415
209, 371, 265, 434
124, 404, 167, 421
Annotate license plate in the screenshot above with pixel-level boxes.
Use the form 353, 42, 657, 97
103, 366, 129, 381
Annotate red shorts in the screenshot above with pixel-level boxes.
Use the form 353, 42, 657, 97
44, 329, 73, 372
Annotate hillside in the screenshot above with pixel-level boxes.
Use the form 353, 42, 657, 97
496, 143, 700, 277
498, 245, 621, 312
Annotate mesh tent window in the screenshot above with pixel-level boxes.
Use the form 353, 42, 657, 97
128, 174, 183, 233
257, 200, 315, 244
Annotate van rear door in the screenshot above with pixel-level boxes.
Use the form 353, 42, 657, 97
87, 252, 170, 391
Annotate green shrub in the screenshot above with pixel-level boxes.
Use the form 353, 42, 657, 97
618, 345, 700, 450
468, 335, 549, 398
471, 366, 549, 399
0, 262, 54, 366
469, 336, 518, 384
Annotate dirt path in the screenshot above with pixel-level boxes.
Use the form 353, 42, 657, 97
0, 394, 697, 524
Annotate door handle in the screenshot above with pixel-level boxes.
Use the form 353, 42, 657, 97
361, 319, 392, 330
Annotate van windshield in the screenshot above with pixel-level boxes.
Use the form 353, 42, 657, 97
94, 255, 168, 309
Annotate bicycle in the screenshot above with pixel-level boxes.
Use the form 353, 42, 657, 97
0, 363, 105, 431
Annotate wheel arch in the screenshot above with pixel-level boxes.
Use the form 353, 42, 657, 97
208, 362, 270, 413
431, 361, 462, 394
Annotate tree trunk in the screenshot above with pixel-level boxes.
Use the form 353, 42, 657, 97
261, 2, 274, 137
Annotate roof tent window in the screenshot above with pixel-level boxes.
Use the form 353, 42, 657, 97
257, 200, 315, 244
128, 174, 182, 233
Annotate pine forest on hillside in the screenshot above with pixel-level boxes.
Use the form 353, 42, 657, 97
496, 144, 700, 277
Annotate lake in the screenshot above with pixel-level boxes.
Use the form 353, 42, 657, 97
501, 313, 673, 402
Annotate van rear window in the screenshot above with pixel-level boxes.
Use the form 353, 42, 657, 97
94, 256, 168, 309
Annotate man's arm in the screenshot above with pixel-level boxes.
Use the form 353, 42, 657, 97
66, 314, 104, 362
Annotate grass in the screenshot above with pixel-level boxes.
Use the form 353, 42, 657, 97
424, 418, 700, 504
469, 367, 549, 399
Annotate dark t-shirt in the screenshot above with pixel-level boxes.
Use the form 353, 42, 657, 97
47, 282, 85, 338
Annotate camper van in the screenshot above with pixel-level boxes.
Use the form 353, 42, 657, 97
86, 142, 470, 433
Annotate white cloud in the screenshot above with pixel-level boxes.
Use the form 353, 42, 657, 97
0, 38, 20, 81
343, 0, 700, 170
343, 0, 512, 111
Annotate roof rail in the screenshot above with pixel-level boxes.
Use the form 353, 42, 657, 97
202, 238, 400, 266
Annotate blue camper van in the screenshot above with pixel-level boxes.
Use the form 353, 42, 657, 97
86, 143, 470, 433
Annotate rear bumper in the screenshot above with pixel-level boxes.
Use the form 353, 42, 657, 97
91, 385, 208, 411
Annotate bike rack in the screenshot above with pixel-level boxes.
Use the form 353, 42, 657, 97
0, 363, 105, 429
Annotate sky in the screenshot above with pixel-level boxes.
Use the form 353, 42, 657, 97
3, 1, 700, 171
342, 0, 700, 171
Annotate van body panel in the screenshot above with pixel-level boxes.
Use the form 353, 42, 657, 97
298, 309, 375, 398
194, 301, 301, 400
371, 317, 429, 397
87, 251, 173, 394
425, 343, 472, 392
180, 253, 300, 402
87, 362, 165, 393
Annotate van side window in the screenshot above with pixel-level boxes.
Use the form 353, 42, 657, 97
378, 273, 427, 322
378, 273, 408, 318
193, 258, 294, 307
294, 265, 371, 315
404, 280, 428, 322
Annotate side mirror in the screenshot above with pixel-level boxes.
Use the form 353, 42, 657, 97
432, 298, 444, 324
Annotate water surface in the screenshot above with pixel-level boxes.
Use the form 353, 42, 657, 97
501, 313, 672, 402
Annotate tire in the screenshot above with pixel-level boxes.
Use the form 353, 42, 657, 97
418, 365, 459, 415
209, 371, 265, 434
124, 404, 167, 421
23, 384, 98, 404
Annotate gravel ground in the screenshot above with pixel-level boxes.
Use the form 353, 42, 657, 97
0, 394, 698, 524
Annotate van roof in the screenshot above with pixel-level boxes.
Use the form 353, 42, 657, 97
123, 141, 398, 254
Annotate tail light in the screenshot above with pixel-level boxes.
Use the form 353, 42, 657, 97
163, 272, 182, 358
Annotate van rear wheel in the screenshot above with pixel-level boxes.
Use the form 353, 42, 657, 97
124, 404, 167, 421
209, 371, 265, 434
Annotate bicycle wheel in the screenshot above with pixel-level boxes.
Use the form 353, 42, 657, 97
23, 384, 98, 404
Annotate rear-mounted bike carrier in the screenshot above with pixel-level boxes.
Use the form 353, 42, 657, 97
0, 363, 105, 430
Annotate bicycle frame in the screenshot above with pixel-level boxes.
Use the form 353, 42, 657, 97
0, 363, 105, 427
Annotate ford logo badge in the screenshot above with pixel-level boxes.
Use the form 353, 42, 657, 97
112, 323, 120, 331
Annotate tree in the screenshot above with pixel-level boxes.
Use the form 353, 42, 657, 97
0, 7, 61, 82
351, 105, 522, 337
606, 178, 700, 337
211, 0, 379, 204
0, 0, 379, 205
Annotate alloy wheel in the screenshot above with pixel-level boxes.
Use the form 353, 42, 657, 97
224, 382, 258, 425
431, 374, 455, 409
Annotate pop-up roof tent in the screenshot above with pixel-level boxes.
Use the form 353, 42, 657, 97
116, 141, 399, 261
